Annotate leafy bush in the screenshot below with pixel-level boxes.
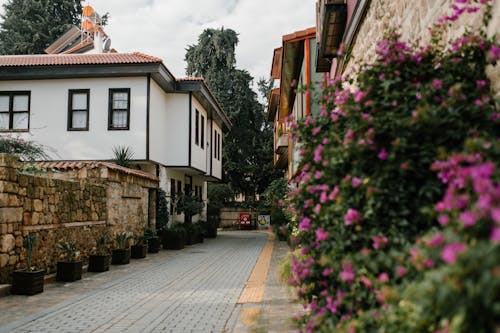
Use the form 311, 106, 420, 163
112, 145, 134, 168
156, 188, 169, 231
286, 1, 499, 331
0, 136, 48, 161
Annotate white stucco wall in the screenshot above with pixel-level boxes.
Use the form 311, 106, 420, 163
211, 121, 223, 180
0, 77, 148, 160
191, 97, 208, 173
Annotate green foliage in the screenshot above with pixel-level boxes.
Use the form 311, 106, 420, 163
0, 0, 82, 54
0, 136, 48, 161
175, 192, 203, 223
115, 231, 133, 249
95, 233, 109, 256
56, 241, 80, 262
112, 145, 134, 168
287, 2, 500, 331
144, 227, 157, 239
133, 234, 145, 246
185, 27, 280, 198
23, 232, 36, 271
207, 183, 233, 214
156, 188, 169, 231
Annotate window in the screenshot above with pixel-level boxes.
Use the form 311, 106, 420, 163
0, 91, 30, 131
170, 179, 176, 213
214, 129, 218, 160
217, 132, 221, 161
68, 89, 89, 131
177, 180, 182, 195
195, 109, 199, 145
201, 115, 205, 149
108, 88, 130, 130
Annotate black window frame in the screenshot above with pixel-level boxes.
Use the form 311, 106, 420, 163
67, 89, 90, 131
170, 178, 176, 213
0, 91, 30, 132
200, 114, 205, 149
195, 109, 199, 145
217, 132, 221, 161
108, 88, 130, 130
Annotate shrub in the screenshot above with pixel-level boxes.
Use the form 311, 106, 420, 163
286, 1, 499, 331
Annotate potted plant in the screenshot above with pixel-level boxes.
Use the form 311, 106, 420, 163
145, 228, 161, 253
162, 225, 185, 250
11, 232, 45, 295
111, 231, 133, 265
131, 234, 147, 259
204, 218, 218, 239
56, 241, 82, 282
88, 233, 110, 272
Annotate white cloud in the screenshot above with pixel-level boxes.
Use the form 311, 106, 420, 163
0, 0, 316, 88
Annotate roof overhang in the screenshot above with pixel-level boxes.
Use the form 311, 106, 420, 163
278, 39, 303, 121
176, 80, 232, 131
267, 88, 280, 122
0, 62, 176, 92
270, 47, 282, 79
316, 0, 348, 72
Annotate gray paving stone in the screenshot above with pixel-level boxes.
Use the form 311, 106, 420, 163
0, 231, 267, 333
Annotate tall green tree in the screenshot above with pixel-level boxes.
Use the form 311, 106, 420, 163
0, 0, 83, 54
185, 28, 280, 198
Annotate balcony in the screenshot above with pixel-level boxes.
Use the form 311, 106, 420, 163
316, 0, 348, 72
275, 133, 289, 155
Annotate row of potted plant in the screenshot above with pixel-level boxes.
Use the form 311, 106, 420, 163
11, 222, 216, 296
10, 228, 162, 295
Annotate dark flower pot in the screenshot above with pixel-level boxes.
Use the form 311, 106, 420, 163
111, 248, 131, 265
162, 230, 184, 250
205, 226, 217, 238
147, 237, 161, 253
56, 261, 82, 282
88, 254, 110, 272
11, 269, 45, 295
131, 244, 147, 259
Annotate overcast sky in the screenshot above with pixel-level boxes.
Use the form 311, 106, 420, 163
1, 0, 316, 86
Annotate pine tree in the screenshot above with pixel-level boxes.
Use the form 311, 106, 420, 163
0, 0, 83, 54
185, 28, 280, 198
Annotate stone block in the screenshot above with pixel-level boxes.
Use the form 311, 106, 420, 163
23, 212, 31, 225
33, 199, 43, 212
0, 181, 18, 194
18, 174, 29, 187
0, 193, 8, 207
0, 154, 19, 168
0, 234, 15, 253
8, 254, 17, 265
15, 235, 23, 248
0, 254, 8, 268
32, 212, 40, 225
0, 207, 22, 223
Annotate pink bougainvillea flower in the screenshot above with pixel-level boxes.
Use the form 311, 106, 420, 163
314, 204, 321, 215
377, 273, 389, 282
372, 235, 389, 249
377, 148, 388, 160
487, 45, 500, 62
320, 191, 328, 204
396, 266, 407, 277
339, 262, 355, 283
490, 227, 500, 243
441, 243, 466, 264
351, 177, 362, 188
459, 211, 477, 227
476, 80, 487, 88
491, 208, 500, 223
431, 78, 443, 89
360, 248, 370, 256
426, 233, 444, 247
328, 186, 340, 201
298, 217, 311, 231
344, 208, 363, 226
359, 275, 372, 287
322, 268, 334, 276
313, 144, 324, 163
315, 228, 329, 242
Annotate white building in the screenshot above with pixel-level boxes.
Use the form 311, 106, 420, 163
0, 52, 231, 222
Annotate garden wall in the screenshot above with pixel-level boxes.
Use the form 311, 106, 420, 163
0, 154, 158, 284
345, 0, 500, 96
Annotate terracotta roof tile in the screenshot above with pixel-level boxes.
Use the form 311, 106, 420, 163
0, 52, 162, 67
35, 160, 158, 182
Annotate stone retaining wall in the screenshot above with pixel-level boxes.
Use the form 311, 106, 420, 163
0, 154, 158, 284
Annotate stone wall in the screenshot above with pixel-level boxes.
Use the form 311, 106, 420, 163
345, 0, 500, 96
0, 155, 158, 284
220, 207, 257, 228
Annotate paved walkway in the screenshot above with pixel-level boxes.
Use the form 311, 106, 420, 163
0, 231, 299, 333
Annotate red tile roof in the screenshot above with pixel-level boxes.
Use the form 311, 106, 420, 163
282, 27, 316, 43
0, 52, 162, 67
35, 160, 158, 182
